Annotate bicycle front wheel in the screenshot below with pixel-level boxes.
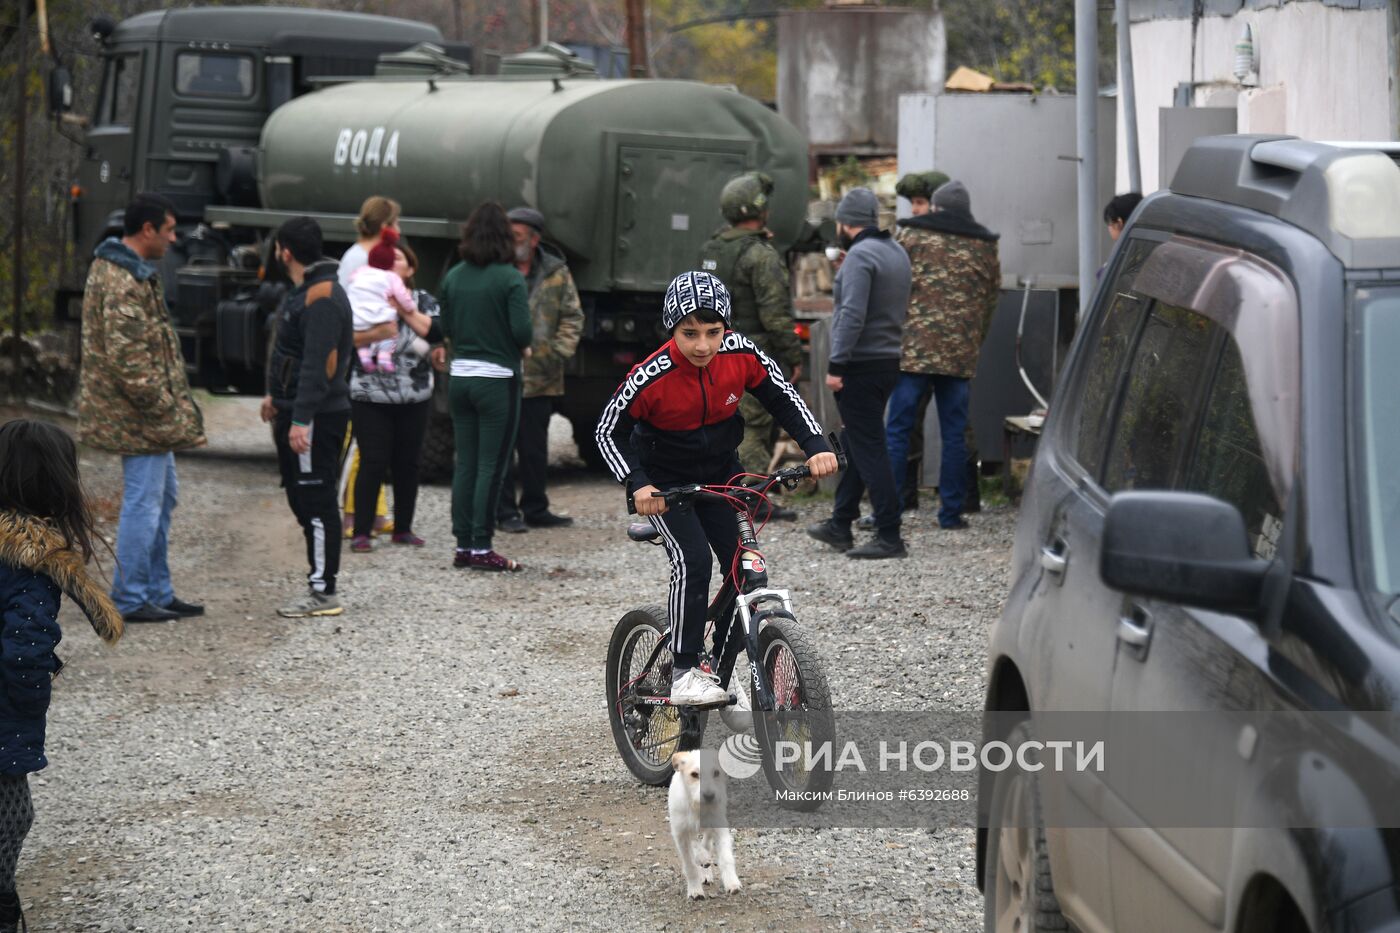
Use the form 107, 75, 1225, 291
606, 605, 689, 786
752, 613, 837, 809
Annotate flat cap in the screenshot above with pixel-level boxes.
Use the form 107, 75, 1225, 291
507, 207, 546, 231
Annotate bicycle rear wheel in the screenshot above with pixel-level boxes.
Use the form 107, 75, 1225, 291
606, 605, 695, 786
752, 612, 837, 810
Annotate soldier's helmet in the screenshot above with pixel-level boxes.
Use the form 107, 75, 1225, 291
895, 170, 950, 201
720, 171, 775, 223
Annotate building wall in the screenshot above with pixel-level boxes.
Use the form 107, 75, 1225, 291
778, 8, 945, 153
1119, 0, 1396, 191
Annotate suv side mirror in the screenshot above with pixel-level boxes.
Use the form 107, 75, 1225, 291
1101, 491, 1270, 616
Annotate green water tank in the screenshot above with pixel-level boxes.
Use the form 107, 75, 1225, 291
258, 75, 809, 294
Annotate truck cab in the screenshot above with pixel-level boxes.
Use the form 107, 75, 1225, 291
73, 6, 465, 260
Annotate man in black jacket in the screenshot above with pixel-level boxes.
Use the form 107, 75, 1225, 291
260, 217, 355, 617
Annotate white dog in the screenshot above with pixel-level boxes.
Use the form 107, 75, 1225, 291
669, 749, 741, 899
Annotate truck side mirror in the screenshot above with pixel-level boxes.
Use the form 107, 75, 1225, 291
48, 64, 74, 115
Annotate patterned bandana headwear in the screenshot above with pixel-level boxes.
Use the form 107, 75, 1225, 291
662, 271, 732, 332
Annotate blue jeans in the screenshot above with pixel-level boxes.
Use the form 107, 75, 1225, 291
111, 453, 178, 614
885, 373, 970, 527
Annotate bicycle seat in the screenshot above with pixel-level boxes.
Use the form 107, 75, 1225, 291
627, 521, 662, 543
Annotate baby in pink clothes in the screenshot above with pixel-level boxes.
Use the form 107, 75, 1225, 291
346, 228, 416, 373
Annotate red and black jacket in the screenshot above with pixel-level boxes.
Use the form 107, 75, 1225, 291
595, 330, 829, 491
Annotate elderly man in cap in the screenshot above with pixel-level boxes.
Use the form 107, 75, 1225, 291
497, 207, 584, 532
807, 187, 912, 559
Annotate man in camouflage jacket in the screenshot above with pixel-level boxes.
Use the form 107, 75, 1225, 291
78, 193, 206, 622
700, 172, 804, 480
498, 207, 584, 530
886, 179, 1000, 529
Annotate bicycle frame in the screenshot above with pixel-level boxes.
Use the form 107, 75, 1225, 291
621, 471, 803, 716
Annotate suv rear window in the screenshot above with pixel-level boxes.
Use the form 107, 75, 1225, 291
1071, 235, 1297, 559
1102, 304, 1215, 492
1185, 339, 1284, 558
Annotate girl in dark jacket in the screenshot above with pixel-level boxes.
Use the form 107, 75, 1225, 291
0, 420, 123, 931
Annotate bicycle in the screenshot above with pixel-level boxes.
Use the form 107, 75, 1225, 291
604, 456, 841, 811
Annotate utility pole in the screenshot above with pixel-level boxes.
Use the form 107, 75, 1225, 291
533, 0, 548, 45
1116, 0, 1142, 193
1074, 0, 1099, 317
626, 0, 648, 78
12, 0, 29, 393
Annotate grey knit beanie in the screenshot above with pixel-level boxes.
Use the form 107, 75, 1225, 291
835, 187, 879, 227
932, 180, 971, 218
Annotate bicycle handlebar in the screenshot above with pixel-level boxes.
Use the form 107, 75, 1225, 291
648, 433, 848, 510
649, 463, 813, 509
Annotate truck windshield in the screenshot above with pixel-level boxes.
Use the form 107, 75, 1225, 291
1356, 286, 1400, 599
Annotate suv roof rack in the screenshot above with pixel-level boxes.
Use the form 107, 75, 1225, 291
1169, 135, 1400, 269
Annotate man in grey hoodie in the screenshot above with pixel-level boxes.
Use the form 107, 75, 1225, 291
808, 187, 912, 559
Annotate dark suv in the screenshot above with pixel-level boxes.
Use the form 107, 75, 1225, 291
979, 135, 1400, 933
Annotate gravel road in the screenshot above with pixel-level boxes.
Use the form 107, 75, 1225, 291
16, 395, 1014, 932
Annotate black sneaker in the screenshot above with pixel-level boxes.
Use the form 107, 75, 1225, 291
498, 515, 528, 534
163, 597, 205, 617
847, 537, 908, 560
122, 602, 180, 623
525, 511, 574, 528
756, 502, 798, 523
807, 519, 854, 551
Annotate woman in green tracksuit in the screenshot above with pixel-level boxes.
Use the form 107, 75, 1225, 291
438, 202, 533, 571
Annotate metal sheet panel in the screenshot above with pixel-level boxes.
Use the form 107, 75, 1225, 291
778, 8, 945, 152
902, 93, 1116, 288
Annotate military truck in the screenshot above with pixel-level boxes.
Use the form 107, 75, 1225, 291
56, 5, 810, 476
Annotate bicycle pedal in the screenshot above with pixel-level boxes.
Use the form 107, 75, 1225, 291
686, 694, 734, 711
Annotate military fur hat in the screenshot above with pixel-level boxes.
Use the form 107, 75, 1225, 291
662, 271, 732, 332
895, 170, 951, 201
720, 172, 775, 223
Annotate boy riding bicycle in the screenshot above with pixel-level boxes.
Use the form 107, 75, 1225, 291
596, 271, 839, 706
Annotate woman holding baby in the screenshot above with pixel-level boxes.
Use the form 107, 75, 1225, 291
345, 232, 444, 553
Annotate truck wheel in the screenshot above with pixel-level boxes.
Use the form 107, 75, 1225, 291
419, 411, 455, 485
570, 416, 607, 473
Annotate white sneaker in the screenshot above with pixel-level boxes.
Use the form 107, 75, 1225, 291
671, 667, 729, 706
719, 683, 753, 733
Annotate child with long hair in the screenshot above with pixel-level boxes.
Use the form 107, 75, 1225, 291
0, 419, 123, 931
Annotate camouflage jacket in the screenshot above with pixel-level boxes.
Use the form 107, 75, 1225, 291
521, 245, 584, 398
699, 227, 802, 374
77, 239, 205, 455
895, 213, 1001, 379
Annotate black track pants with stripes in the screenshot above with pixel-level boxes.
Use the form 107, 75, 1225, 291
645, 456, 742, 673
274, 409, 349, 596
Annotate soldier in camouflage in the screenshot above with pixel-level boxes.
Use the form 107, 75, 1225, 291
699, 172, 804, 498
886, 179, 1000, 529
497, 207, 585, 531
78, 193, 207, 623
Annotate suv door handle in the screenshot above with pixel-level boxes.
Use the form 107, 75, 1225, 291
1117, 604, 1153, 660
1040, 538, 1069, 582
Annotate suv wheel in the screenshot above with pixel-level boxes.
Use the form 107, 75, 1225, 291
984, 721, 1068, 932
